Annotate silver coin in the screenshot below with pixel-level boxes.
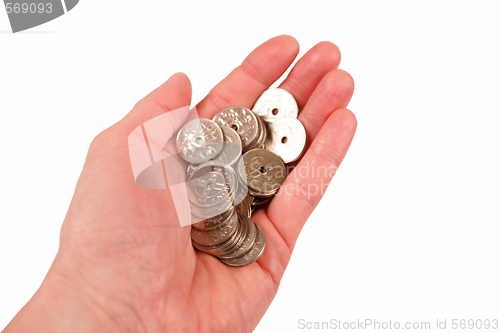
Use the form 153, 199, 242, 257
191, 206, 235, 231
219, 223, 266, 266
190, 213, 203, 225
251, 196, 272, 206
235, 196, 252, 219
237, 149, 286, 197
266, 117, 306, 163
221, 126, 242, 149
232, 178, 249, 206
213, 126, 243, 166
245, 114, 267, 152
217, 214, 246, 258
176, 118, 224, 164
219, 215, 257, 260
190, 210, 238, 246
186, 164, 197, 177
218, 214, 248, 257
244, 194, 254, 206
252, 88, 299, 123
192, 216, 243, 256
187, 161, 237, 208
213, 106, 259, 150
190, 195, 234, 220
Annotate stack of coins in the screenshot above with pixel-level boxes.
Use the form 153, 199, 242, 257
187, 161, 237, 220
213, 105, 267, 152
175, 88, 307, 266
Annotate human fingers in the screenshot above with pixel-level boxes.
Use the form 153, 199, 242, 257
279, 41, 341, 110
260, 108, 357, 274
196, 35, 299, 118
122, 72, 193, 129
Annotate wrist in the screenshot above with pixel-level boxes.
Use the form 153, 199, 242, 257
3, 256, 143, 333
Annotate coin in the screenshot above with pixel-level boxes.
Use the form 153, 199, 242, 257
219, 223, 266, 266
191, 206, 235, 231
190, 197, 234, 220
187, 161, 237, 208
235, 196, 252, 218
251, 196, 272, 206
266, 117, 306, 163
188, 91, 303, 266
252, 88, 299, 123
218, 213, 248, 257
232, 178, 249, 206
219, 215, 257, 260
244, 194, 254, 206
186, 164, 197, 177
192, 215, 243, 256
221, 126, 242, 149
213, 106, 260, 150
213, 126, 243, 166
244, 114, 267, 152
237, 149, 286, 197
177, 118, 224, 164
190, 209, 238, 246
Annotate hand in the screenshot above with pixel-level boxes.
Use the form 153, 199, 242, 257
3, 35, 356, 333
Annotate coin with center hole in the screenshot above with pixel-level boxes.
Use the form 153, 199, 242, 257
256, 115, 268, 148
237, 149, 286, 197
177, 118, 224, 164
213, 126, 243, 165
187, 161, 236, 208
266, 117, 306, 163
252, 88, 298, 123
219, 222, 265, 266
213, 106, 259, 150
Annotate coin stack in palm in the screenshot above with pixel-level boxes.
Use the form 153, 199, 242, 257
176, 88, 306, 266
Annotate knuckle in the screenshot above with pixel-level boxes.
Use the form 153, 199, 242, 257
206, 88, 234, 112
240, 59, 267, 87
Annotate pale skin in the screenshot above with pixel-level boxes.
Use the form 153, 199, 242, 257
3, 35, 356, 333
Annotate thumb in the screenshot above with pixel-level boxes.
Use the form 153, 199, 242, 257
123, 72, 194, 228
121, 72, 192, 128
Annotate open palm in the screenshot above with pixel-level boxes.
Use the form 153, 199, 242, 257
4, 35, 356, 333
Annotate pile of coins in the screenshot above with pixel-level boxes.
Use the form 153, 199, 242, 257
176, 88, 307, 266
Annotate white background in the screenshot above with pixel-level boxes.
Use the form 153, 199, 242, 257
1, 1, 499, 332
